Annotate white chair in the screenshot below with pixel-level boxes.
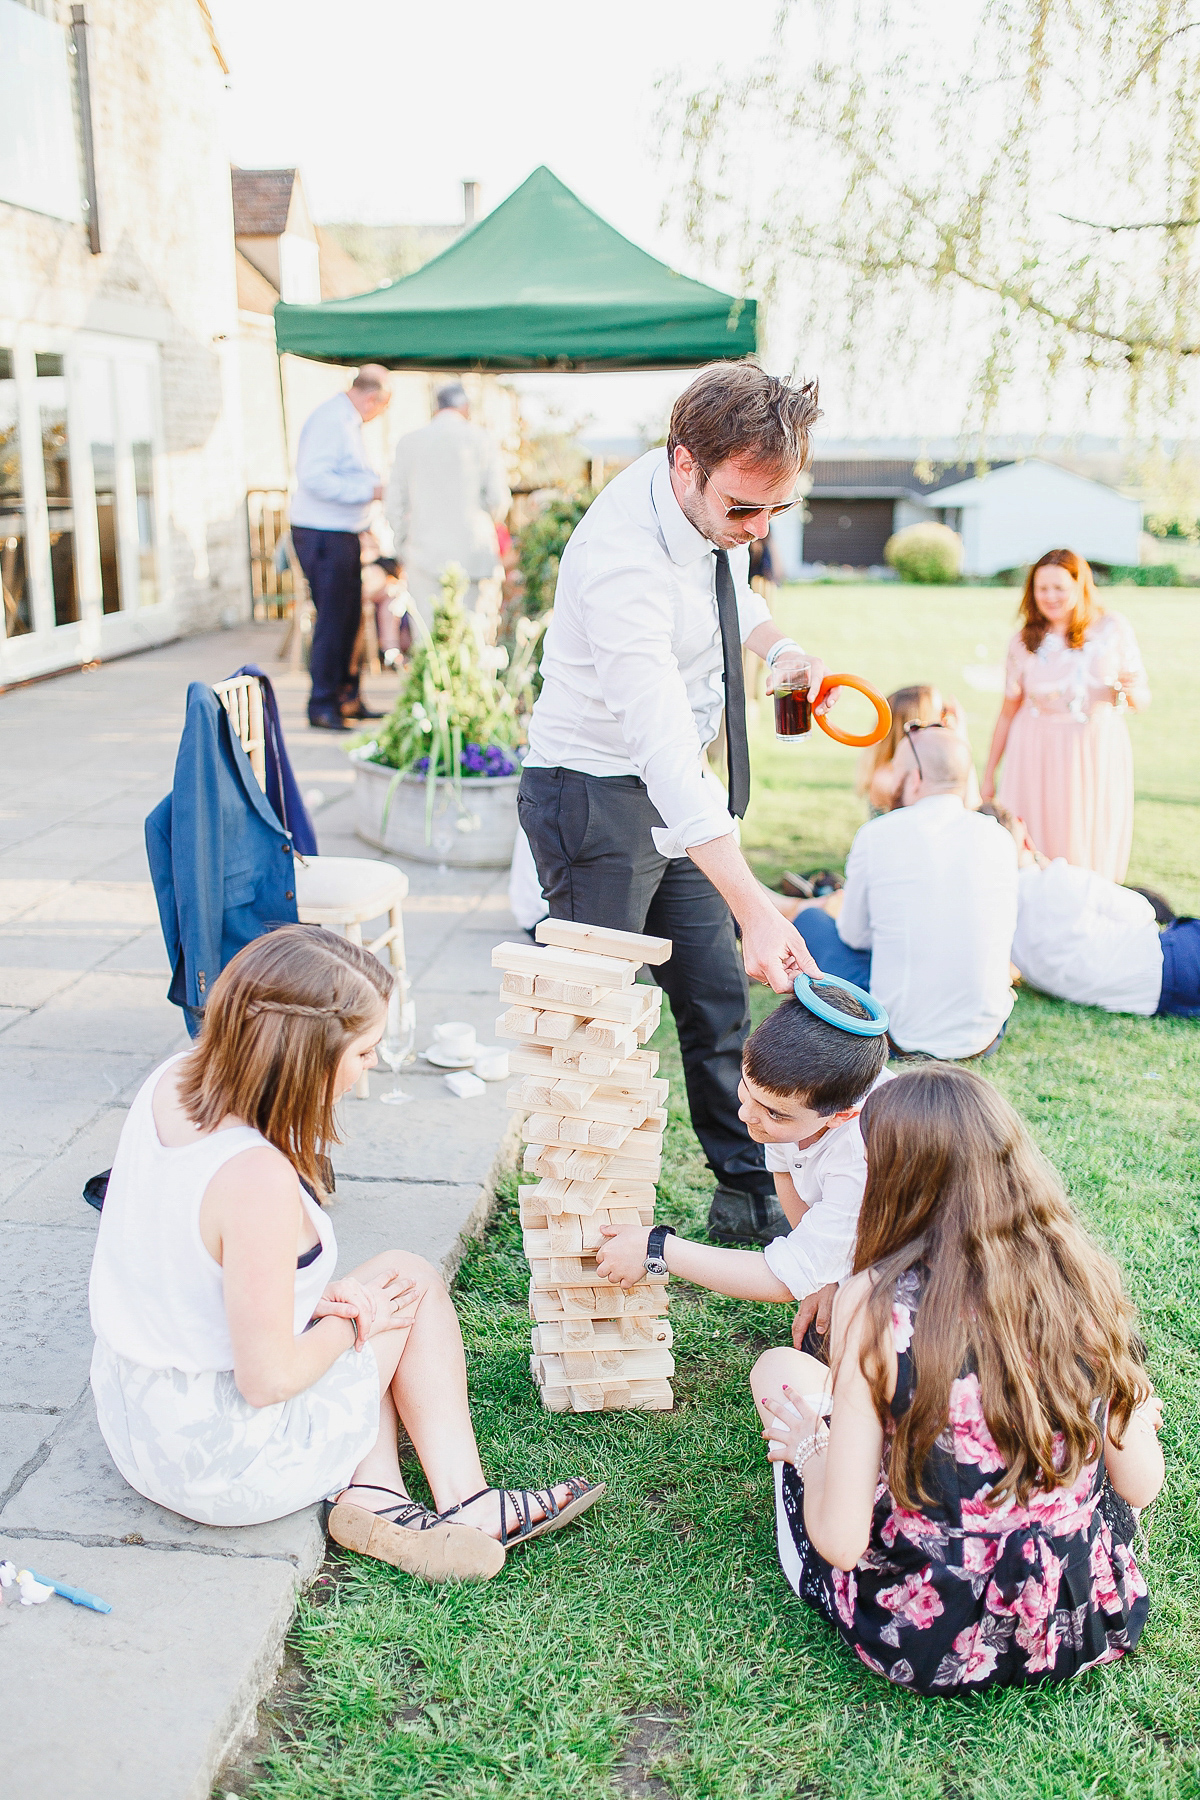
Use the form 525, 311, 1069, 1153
213, 675, 409, 1097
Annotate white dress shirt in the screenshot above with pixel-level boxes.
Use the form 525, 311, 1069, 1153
1012, 860, 1163, 1014
837, 797, 1018, 1058
762, 1067, 893, 1298
524, 449, 773, 858
289, 393, 378, 533
386, 411, 511, 580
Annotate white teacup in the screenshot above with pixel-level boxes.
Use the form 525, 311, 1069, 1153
434, 1021, 476, 1060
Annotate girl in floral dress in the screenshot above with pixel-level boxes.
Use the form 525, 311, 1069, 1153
981, 548, 1150, 881
751, 1064, 1164, 1694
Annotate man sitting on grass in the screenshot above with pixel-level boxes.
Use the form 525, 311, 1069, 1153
595, 986, 890, 1349
983, 803, 1200, 1019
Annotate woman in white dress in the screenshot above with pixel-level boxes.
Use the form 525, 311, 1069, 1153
89, 925, 602, 1582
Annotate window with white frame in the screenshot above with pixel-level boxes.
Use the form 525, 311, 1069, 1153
0, 0, 83, 224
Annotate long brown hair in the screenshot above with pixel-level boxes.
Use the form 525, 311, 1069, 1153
1019, 548, 1103, 652
851, 1065, 1148, 1510
177, 926, 391, 1197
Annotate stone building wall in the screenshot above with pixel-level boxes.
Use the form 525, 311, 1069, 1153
0, 0, 249, 660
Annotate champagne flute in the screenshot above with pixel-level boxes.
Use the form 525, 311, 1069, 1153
379, 978, 416, 1106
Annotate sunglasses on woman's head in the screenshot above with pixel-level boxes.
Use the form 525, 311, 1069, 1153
695, 461, 803, 522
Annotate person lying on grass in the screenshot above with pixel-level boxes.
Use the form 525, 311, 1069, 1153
750, 1063, 1164, 1695
89, 925, 601, 1584
595, 986, 890, 1348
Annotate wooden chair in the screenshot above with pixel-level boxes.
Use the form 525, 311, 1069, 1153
214, 674, 409, 1097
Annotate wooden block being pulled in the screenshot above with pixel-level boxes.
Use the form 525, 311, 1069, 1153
535, 918, 672, 966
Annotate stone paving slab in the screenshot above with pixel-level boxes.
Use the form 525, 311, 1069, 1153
0, 1534, 302, 1800
0, 623, 523, 1798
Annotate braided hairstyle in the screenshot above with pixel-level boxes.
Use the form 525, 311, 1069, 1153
177, 925, 392, 1196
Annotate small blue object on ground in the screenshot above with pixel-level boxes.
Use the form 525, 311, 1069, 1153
28, 1570, 112, 1614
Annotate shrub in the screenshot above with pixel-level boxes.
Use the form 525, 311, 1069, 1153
1106, 563, 1179, 586
884, 521, 964, 583
516, 490, 591, 616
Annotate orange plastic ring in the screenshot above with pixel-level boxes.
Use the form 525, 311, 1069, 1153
814, 675, 892, 748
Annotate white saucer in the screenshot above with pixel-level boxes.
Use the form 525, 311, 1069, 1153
421, 1045, 476, 1069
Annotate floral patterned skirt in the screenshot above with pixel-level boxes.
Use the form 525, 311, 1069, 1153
91, 1337, 380, 1527
773, 1461, 1149, 1695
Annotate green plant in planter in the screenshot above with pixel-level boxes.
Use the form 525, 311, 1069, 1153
362, 565, 546, 842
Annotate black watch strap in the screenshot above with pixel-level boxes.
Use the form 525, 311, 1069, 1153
646, 1224, 676, 1262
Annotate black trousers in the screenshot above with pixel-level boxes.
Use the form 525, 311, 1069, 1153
291, 526, 362, 716
517, 766, 771, 1197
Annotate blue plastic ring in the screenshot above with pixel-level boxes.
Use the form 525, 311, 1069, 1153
793, 971, 890, 1036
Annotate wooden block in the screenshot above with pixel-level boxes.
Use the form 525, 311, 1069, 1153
584, 1018, 638, 1053
619, 1127, 664, 1162
587, 1120, 630, 1149
617, 1314, 673, 1346
530, 1177, 613, 1216
550, 1076, 597, 1112
539, 1345, 676, 1384
523, 984, 654, 1027
508, 1046, 556, 1078
635, 1011, 662, 1046
562, 1146, 612, 1181
549, 1255, 585, 1284
491, 939, 638, 988
501, 970, 536, 997
600, 1154, 662, 1183
532, 974, 602, 1007
535, 1009, 584, 1041
568, 1380, 607, 1411
645, 1107, 668, 1131
507, 1077, 555, 1111
604, 1180, 658, 1209
532, 1317, 673, 1355
523, 1113, 562, 1144
539, 1377, 673, 1414
524, 1143, 572, 1178
535, 917, 673, 966
547, 1215, 584, 1253
518, 1195, 548, 1230
499, 1005, 539, 1037
556, 1114, 590, 1145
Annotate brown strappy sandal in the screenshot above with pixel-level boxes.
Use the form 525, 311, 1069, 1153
435, 1477, 604, 1549
326, 1483, 505, 1583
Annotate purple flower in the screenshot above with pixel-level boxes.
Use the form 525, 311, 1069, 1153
412, 744, 516, 779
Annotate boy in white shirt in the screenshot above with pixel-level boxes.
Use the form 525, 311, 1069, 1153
596, 983, 891, 1349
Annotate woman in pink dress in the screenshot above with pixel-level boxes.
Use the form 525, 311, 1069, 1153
981, 550, 1149, 881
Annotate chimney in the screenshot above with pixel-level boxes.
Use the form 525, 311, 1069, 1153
462, 180, 480, 227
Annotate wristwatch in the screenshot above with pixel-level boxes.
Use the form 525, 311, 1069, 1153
644, 1224, 676, 1277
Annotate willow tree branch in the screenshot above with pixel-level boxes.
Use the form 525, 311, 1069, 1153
1060, 213, 1200, 233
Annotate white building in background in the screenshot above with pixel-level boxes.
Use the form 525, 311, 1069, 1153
931, 459, 1143, 577
0, 0, 249, 686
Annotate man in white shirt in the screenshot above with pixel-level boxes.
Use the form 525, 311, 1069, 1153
291, 366, 392, 731
983, 804, 1200, 1017
520, 363, 831, 1243
386, 382, 511, 637
796, 727, 1018, 1058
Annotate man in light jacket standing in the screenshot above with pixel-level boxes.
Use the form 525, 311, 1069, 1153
386, 381, 510, 636
290, 365, 392, 732
519, 362, 829, 1246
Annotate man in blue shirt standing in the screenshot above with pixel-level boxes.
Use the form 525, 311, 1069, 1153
290, 366, 393, 731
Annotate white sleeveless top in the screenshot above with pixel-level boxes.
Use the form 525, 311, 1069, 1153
89, 1054, 337, 1373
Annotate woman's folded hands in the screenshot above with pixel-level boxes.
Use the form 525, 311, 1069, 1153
312, 1272, 418, 1349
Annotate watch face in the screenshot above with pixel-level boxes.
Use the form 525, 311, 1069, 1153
644, 1256, 669, 1276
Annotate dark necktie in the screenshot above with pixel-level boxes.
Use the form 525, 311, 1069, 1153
714, 548, 750, 818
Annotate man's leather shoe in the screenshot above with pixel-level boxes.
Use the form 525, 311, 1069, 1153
309, 709, 351, 732
341, 702, 386, 721
706, 1184, 790, 1245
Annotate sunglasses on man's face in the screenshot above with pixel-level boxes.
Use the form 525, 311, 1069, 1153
695, 461, 803, 522
901, 720, 951, 782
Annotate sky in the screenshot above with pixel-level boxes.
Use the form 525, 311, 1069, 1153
207, 0, 785, 441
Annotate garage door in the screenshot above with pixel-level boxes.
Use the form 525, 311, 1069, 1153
802, 499, 896, 567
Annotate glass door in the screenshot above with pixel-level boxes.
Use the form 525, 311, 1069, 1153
35, 352, 79, 628
0, 347, 31, 643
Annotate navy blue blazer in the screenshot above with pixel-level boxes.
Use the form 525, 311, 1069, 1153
146, 683, 299, 1034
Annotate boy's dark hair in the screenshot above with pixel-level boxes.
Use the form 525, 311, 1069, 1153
743, 988, 887, 1116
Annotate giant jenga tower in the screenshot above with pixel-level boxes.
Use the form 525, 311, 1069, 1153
494, 918, 675, 1414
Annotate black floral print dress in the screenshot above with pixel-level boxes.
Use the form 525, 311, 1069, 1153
775, 1270, 1149, 1694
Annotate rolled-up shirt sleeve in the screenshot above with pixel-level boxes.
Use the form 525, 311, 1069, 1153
762, 1162, 865, 1295
836, 830, 873, 949
578, 553, 734, 857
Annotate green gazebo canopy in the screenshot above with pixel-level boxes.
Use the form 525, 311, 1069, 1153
274, 166, 757, 371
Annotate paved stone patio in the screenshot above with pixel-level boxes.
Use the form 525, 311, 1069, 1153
0, 625, 520, 1799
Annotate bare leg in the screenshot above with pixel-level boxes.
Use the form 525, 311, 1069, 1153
749, 1346, 830, 1429
336, 1250, 581, 1538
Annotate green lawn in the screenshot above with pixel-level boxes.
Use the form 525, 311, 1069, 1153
227, 586, 1200, 1800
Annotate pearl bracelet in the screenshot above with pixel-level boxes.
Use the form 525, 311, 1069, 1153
792, 1428, 829, 1482
765, 636, 802, 669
